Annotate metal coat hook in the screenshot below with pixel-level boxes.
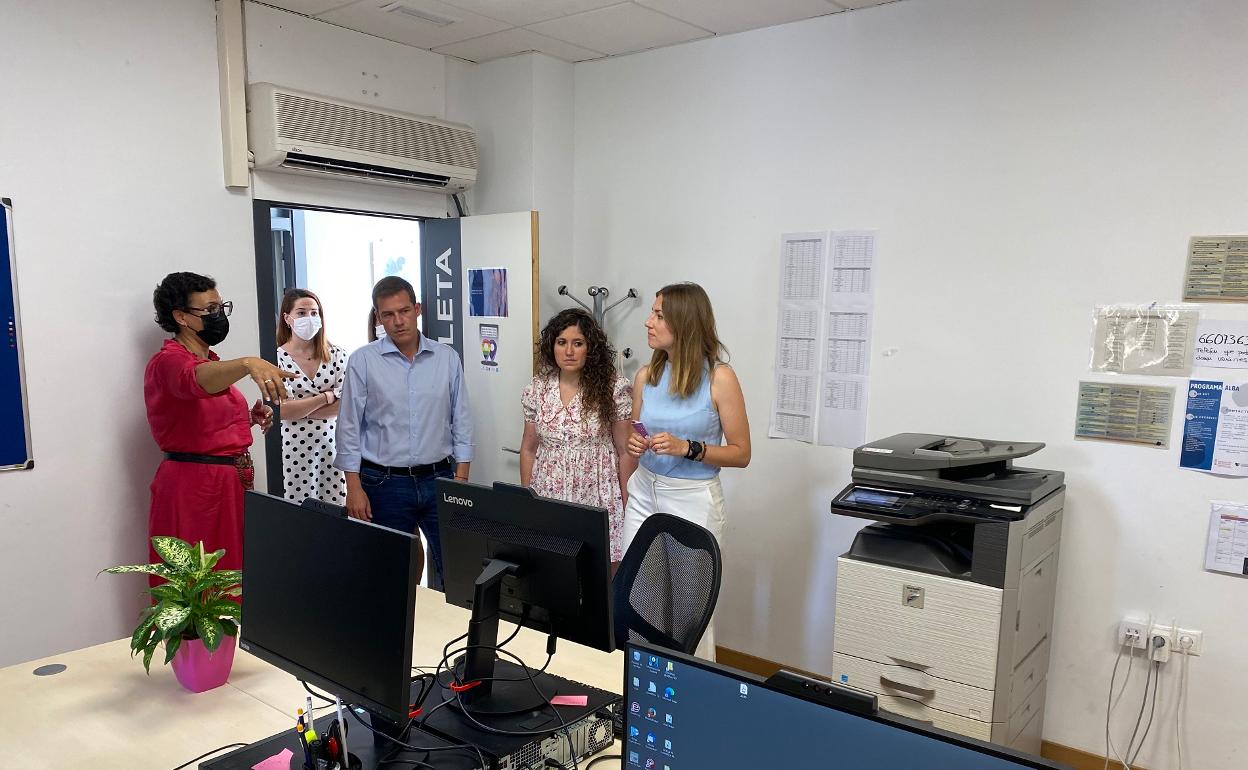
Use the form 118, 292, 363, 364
557, 285, 640, 359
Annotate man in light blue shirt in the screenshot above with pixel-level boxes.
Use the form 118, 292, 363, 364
335, 276, 473, 589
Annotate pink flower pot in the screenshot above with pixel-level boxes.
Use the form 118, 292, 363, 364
170, 635, 235, 692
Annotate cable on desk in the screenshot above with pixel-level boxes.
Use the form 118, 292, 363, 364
170, 743, 247, 770
583, 755, 621, 769
434, 639, 580, 770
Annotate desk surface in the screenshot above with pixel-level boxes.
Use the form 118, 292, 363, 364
6, 587, 623, 770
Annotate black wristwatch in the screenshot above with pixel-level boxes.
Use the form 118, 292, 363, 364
685, 439, 704, 461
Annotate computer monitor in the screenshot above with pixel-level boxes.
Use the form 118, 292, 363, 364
623, 641, 1069, 770
239, 491, 423, 724
436, 479, 614, 715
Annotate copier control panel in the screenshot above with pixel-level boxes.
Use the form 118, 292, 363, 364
834, 484, 1026, 523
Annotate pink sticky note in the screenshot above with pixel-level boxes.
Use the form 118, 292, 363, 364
550, 694, 588, 707
252, 748, 294, 770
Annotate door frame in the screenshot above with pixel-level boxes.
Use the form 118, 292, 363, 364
251, 198, 430, 496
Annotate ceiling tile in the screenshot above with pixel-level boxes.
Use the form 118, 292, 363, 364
319, 0, 511, 49
437, 0, 621, 27
433, 27, 604, 62
636, 0, 840, 35
254, 0, 359, 14
527, 3, 711, 57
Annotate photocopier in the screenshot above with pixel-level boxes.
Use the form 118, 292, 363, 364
829, 433, 1065, 755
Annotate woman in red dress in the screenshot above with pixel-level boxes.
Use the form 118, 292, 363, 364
144, 272, 295, 578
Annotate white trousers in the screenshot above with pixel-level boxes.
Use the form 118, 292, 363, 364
623, 465, 725, 660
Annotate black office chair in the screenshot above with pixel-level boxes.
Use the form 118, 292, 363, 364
612, 513, 722, 655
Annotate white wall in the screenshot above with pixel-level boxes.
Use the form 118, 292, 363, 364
573, 0, 1248, 766
0, 0, 257, 666
446, 53, 576, 322
0, 0, 461, 668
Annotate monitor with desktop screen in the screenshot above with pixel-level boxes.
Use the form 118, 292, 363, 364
239, 491, 423, 725
436, 479, 614, 715
623, 640, 1068, 770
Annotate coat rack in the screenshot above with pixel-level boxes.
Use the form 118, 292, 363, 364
558, 285, 640, 358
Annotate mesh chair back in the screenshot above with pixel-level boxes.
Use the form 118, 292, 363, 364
613, 513, 722, 654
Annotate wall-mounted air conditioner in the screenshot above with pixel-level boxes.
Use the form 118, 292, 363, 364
248, 82, 478, 193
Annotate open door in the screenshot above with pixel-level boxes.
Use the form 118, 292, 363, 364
422, 212, 537, 486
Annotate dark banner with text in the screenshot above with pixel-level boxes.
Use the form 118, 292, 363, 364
420, 218, 464, 360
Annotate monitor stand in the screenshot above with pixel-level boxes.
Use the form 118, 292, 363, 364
438, 558, 559, 716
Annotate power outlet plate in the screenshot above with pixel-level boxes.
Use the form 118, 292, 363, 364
1118, 618, 1148, 649
1147, 626, 1172, 663
1152, 625, 1204, 656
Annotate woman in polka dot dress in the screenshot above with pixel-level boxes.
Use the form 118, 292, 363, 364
275, 289, 348, 505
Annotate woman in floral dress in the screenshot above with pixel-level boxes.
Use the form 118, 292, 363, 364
520, 309, 635, 564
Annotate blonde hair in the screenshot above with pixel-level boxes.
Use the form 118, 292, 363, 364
646, 282, 727, 398
276, 288, 331, 363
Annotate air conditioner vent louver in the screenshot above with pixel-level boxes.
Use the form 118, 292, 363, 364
248, 82, 478, 194
274, 92, 478, 170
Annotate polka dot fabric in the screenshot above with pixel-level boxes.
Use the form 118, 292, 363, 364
278, 346, 347, 505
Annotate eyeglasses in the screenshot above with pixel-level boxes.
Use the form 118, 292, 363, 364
183, 301, 234, 317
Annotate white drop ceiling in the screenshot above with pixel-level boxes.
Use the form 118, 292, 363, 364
256, 0, 900, 63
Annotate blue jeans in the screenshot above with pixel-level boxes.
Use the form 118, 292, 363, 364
359, 466, 451, 591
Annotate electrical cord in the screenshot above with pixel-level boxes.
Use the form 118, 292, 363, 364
435, 640, 580, 770
1176, 635, 1193, 770
584, 754, 621, 769
1127, 660, 1162, 767
170, 743, 246, 770
1103, 641, 1137, 770
299, 678, 488, 769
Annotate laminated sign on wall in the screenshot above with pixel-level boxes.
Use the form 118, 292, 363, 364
1089, 304, 1198, 376
1180, 380, 1248, 475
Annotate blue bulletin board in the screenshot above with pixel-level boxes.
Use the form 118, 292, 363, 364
0, 199, 32, 470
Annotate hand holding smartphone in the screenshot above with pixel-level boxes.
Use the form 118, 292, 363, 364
631, 421, 649, 437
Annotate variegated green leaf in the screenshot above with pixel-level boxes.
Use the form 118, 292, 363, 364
220, 619, 239, 637
205, 599, 241, 622
163, 635, 183, 665
147, 584, 184, 603
195, 616, 223, 652
130, 615, 158, 652
151, 536, 197, 574
202, 548, 226, 571
220, 585, 242, 597
101, 563, 174, 579
153, 604, 192, 633
142, 643, 157, 674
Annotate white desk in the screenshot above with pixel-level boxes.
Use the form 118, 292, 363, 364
6, 588, 623, 770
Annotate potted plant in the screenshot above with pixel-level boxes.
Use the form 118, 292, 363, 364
102, 536, 242, 692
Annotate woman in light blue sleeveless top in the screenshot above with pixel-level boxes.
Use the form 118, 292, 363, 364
624, 283, 752, 658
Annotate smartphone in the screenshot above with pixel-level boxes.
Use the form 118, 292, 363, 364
631, 421, 649, 437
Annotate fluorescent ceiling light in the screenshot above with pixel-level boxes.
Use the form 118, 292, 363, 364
380, 2, 459, 27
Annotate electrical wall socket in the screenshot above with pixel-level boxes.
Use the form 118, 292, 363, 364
1118, 618, 1149, 649
1151, 625, 1204, 656
1147, 626, 1172, 662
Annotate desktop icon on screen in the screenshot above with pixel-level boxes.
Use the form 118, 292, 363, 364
645, 707, 658, 720
631, 701, 641, 714
633, 651, 642, 663
665, 713, 673, 726
647, 681, 658, 694
664, 739, 672, 752
644, 759, 656, 770
739, 683, 749, 697
629, 751, 639, 765
648, 655, 659, 668
629, 726, 640, 741
632, 676, 640, 688
663, 686, 676, 700
665, 661, 674, 674
646, 732, 657, 747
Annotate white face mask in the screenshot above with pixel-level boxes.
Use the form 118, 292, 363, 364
374, 324, 387, 340
291, 315, 322, 341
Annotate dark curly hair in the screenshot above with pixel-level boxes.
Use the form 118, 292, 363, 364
153, 272, 216, 333
536, 309, 619, 431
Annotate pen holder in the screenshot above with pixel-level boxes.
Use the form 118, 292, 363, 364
290, 751, 361, 770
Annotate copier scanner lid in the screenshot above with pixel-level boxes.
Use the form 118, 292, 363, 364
854, 433, 1044, 471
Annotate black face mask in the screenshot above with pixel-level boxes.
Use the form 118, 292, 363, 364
193, 312, 230, 346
